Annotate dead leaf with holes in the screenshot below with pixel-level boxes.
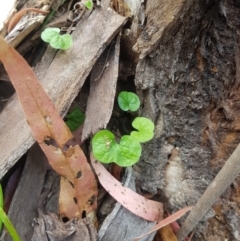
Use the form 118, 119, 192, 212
0, 35, 98, 221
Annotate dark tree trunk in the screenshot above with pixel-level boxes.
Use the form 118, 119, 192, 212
132, 0, 240, 240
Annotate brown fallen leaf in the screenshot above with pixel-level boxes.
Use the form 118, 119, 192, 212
0, 35, 98, 220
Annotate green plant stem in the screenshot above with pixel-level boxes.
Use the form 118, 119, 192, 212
0, 207, 21, 241
0, 184, 3, 231
41, 10, 56, 29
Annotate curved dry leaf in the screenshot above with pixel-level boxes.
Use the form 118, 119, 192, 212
134, 207, 192, 241
0, 35, 98, 219
90, 154, 163, 222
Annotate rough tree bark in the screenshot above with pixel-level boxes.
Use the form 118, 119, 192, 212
131, 0, 240, 240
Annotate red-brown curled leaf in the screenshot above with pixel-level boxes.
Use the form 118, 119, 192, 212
90, 154, 163, 222
0, 35, 98, 219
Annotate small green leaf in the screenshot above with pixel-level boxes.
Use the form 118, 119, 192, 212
130, 117, 155, 143
65, 107, 85, 131
118, 91, 140, 112
0, 184, 3, 231
117, 135, 142, 166
0, 207, 21, 241
50, 34, 73, 50
41, 28, 73, 50
41, 28, 60, 43
84, 0, 93, 9
92, 130, 141, 167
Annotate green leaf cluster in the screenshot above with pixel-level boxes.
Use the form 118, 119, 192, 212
41, 28, 73, 50
92, 91, 155, 167
92, 130, 141, 167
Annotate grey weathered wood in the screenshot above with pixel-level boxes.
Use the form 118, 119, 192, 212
0, 1, 126, 179
1, 144, 49, 241
82, 33, 120, 140
98, 167, 156, 241
31, 212, 97, 241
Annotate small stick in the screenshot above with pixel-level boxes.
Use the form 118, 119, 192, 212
176, 143, 240, 240
8, 8, 49, 33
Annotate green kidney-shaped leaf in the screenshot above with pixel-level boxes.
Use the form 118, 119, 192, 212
41, 28, 60, 43
92, 130, 141, 167
118, 91, 140, 111
130, 117, 155, 143
92, 130, 116, 163
84, 0, 93, 9
65, 107, 85, 131
117, 135, 142, 166
50, 34, 73, 50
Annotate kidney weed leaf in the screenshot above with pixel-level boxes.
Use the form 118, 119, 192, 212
84, 0, 94, 9
41, 28, 73, 50
130, 117, 155, 143
118, 91, 140, 112
92, 130, 141, 167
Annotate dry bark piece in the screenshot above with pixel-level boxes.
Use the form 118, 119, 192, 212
133, 0, 188, 59
5, 0, 51, 47
1, 144, 51, 241
31, 211, 97, 241
82, 33, 121, 140
7, 8, 49, 33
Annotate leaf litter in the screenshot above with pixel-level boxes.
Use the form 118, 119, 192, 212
0, 35, 98, 220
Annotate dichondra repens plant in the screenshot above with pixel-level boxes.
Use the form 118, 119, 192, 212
92, 91, 155, 166
41, 28, 73, 50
